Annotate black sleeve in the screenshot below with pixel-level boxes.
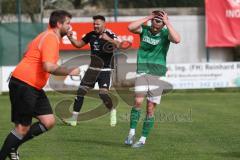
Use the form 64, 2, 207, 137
105, 30, 118, 40
82, 32, 92, 44
111, 33, 118, 40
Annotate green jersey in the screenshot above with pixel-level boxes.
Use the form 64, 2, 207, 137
137, 25, 170, 76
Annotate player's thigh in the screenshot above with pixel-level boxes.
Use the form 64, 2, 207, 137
34, 90, 53, 116
34, 90, 55, 128
146, 75, 163, 98
147, 96, 162, 105
9, 78, 38, 126
134, 74, 148, 96
81, 68, 100, 87
97, 71, 112, 89
146, 75, 163, 105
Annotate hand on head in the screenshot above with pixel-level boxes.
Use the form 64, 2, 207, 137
152, 10, 168, 24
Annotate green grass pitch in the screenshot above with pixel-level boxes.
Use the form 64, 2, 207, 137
1, 90, 240, 160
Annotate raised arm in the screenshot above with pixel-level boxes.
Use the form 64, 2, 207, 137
67, 31, 86, 48
41, 34, 80, 76
128, 15, 154, 34
160, 11, 181, 44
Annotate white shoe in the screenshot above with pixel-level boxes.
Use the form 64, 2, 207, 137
62, 117, 77, 127
110, 109, 117, 127
124, 134, 135, 145
132, 141, 145, 148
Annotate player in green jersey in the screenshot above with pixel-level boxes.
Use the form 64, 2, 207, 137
124, 10, 181, 148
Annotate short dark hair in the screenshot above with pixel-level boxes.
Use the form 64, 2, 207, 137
92, 15, 105, 21
152, 10, 164, 16
49, 10, 72, 28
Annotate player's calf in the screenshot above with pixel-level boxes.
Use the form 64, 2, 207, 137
99, 90, 117, 126
99, 92, 113, 110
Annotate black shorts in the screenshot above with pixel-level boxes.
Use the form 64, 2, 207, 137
80, 68, 112, 89
9, 77, 53, 126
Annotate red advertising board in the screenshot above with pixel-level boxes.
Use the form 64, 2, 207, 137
60, 22, 140, 50
206, 0, 240, 47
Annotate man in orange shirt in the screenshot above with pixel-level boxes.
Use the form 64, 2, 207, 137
0, 10, 79, 160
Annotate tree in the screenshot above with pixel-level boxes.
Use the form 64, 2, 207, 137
118, 0, 204, 8
2, 0, 40, 22
22, 0, 41, 22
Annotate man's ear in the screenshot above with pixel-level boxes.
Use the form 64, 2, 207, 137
56, 21, 62, 28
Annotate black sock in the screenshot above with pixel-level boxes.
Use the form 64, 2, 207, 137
73, 96, 84, 112
0, 130, 23, 160
16, 122, 48, 150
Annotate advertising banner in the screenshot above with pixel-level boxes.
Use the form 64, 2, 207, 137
60, 22, 139, 50
206, 0, 240, 47
1, 62, 240, 92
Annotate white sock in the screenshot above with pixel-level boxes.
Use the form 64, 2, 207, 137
72, 111, 79, 121
129, 128, 135, 136
139, 136, 146, 144
111, 108, 116, 113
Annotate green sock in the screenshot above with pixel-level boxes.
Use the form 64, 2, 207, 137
142, 116, 154, 137
130, 107, 141, 129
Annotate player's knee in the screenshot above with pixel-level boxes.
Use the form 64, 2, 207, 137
147, 110, 154, 117
135, 101, 142, 108
76, 86, 89, 97
135, 99, 144, 107
75, 86, 89, 103
15, 125, 30, 136
147, 106, 155, 117
40, 116, 55, 130
134, 95, 144, 107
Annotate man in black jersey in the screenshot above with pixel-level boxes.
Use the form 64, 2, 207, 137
63, 15, 120, 127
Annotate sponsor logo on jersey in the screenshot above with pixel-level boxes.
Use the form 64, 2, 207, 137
142, 36, 160, 45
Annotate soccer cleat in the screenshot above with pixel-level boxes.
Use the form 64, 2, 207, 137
110, 109, 117, 127
132, 141, 145, 148
124, 135, 135, 145
62, 117, 77, 127
8, 148, 20, 160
